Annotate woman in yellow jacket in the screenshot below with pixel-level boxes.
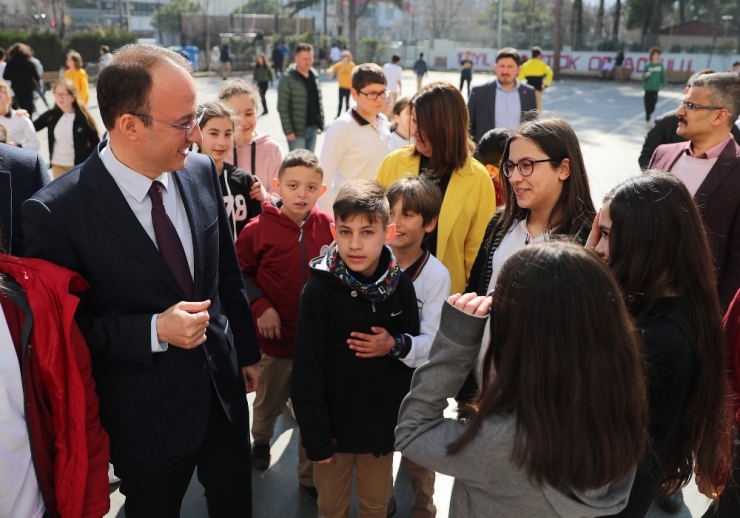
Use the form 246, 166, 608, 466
377, 81, 495, 294
64, 51, 89, 105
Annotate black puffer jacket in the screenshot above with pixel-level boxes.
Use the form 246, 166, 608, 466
291, 248, 420, 461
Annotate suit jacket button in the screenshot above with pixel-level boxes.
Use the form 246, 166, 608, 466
350, 291, 357, 297
200, 360, 208, 368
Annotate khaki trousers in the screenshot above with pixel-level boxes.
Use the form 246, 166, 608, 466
535, 89, 543, 112
416, 75, 423, 92
251, 353, 313, 486
314, 452, 394, 518
388, 456, 436, 518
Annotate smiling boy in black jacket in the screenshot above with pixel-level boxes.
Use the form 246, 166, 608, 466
291, 179, 419, 517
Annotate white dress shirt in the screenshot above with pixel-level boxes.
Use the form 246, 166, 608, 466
101, 143, 195, 352
477, 219, 549, 378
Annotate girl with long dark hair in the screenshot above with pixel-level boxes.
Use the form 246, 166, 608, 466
396, 242, 648, 517
460, 117, 595, 398
587, 172, 732, 516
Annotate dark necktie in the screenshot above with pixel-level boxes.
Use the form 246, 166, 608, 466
149, 180, 193, 300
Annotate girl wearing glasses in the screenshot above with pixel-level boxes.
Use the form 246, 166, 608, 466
586, 173, 731, 517
377, 81, 496, 295
460, 118, 595, 397
396, 242, 648, 517
33, 79, 100, 179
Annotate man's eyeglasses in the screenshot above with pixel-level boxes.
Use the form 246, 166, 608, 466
501, 158, 558, 178
358, 89, 389, 101
132, 105, 206, 140
679, 100, 724, 112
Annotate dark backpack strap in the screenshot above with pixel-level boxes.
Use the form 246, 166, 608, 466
251, 141, 257, 178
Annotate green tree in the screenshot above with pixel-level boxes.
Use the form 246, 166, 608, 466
152, 0, 200, 34
233, 0, 282, 15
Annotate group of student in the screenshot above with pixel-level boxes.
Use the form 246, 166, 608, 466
3, 42, 740, 518
0, 46, 98, 178
180, 52, 739, 518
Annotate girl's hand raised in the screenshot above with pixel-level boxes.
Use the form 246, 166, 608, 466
448, 292, 492, 317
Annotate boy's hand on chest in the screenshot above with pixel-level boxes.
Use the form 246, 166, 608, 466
347, 326, 394, 358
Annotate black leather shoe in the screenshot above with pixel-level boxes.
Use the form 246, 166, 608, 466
657, 490, 684, 514
251, 442, 270, 470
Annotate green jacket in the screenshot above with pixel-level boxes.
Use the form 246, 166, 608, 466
277, 63, 325, 137
643, 62, 666, 92
253, 64, 273, 83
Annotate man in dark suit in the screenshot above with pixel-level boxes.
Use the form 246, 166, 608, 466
0, 144, 49, 255
22, 44, 261, 517
638, 68, 740, 169
650, 72, 740, 311
467, 47, 537, 144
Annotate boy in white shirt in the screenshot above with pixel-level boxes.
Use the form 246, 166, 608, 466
385, 176, 450, 517
382, 55, 403, 117
319, 64, 392, 211
0, 82, 40, 152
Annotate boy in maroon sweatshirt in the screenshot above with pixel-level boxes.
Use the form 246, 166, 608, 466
235, 149, 333, 496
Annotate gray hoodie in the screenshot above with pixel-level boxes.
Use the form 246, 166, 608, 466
395, 302, 636, 518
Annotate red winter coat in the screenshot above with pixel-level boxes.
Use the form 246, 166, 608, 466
0, 255, 110, 518
235, 202, 333, 358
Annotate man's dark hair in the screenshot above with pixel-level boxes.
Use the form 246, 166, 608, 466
278, 148, 323, 179
496, 47, 521, 66
0, 48, 5, 60
295, 42, 313, 55
352, 63, 386, 91
96, 44, 192, 131
649, 47, 661, 58
477, 128, 510, 168
334, 180, 389, 226
391, 54, 401, 63
419, 52, 424, 58
733, 61, 740, 67
100, 45, 110, 54
531, 46, 543, 58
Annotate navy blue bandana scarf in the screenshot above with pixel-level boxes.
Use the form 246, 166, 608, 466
326, 244, 401, 303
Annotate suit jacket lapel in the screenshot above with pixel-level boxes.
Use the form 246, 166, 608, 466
82, 150, 187, 298
488, 82, 497, 128
172, 170, 204, 300
695, 140, 740, 204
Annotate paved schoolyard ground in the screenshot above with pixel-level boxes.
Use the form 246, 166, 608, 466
29, 68, 708, 518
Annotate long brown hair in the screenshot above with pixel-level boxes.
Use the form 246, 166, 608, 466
495, 117, 595, 239
409, 81, 475, 176
604, 172, 731, 494
53, 79, 99, 136
449, 242, 648, 492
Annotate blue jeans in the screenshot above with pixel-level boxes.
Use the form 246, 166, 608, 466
287, 125, 318, 153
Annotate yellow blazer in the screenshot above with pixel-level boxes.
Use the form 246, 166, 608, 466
64, 68, 89, 105
377, 147, 495, 294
